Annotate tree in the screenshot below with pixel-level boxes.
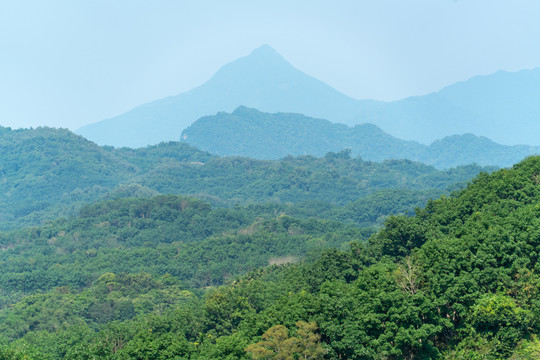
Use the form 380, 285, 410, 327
295, 321, 327, 360
245, 324, 297, 360
245, 322, 326, 360
394, 256, 420, 295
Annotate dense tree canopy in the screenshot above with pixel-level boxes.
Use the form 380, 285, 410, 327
0, 126, 493, 230
4, 126, 540, 359
0, 156, 539, 358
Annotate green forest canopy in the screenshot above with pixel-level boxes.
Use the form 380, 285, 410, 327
0, 126, 494, 230
1, 156, 540, 358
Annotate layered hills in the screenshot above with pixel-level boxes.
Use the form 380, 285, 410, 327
181, 107, 540, 168
0, 125, 492, 230
1, 154, 540, 358
3, 42, 540, 360
77, 45, 366, 148
357, 67, 540, 145
78, 45, 540, 148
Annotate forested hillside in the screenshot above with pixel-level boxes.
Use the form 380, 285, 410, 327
1, 157, 539, 359
0, 195, 371, 308
2, 120, 534, 360
181, 107, 540, 168
181, 106, 424, 162
0, 126, 492, 230
0, 127, 134, 228
129, 150, 488, 206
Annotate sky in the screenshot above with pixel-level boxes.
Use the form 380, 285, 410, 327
1, 0, 540, 130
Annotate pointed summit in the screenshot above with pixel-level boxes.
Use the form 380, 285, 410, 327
207, 44, 294, 85
77, 45, 364, 148
76, 45, 540, 149
246, 44, 286, 64
239, 44, 290, 71
250, 44, 281, 57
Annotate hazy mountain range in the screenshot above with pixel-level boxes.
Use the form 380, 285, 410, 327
77, 45, 540, 149
181, 107, 540, 169
356, 67, 540, 146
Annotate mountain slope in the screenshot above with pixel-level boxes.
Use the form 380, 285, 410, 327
421, 133, 540, 168
356, 68, 540, 145
181, 106, 424, 161
181, 107, 540, 168
0, 126, 134, 227
0, 126, 492, 229
2, 157, 540, 359
77, 45, 540, 148
0, 126, 215, 229
77, 45, 375, 148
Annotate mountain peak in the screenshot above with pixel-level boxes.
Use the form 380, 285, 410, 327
231, 44, 290, 71
249, 44, 281, 58
232, 105, 255, 115
201, 44, 293, 86
77, 43, 362, 148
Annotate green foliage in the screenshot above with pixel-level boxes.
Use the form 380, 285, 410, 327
334, 188, 442, 227
509, 336, 540, 360
0, 127, 133, 229
245, 324, 297, 360
0, 125, 491, 230
2, 129, 540, 359
0, 195, 368, 302
134, 151, 488, 208
369, 215, 429, 258
469, 293, 534, 355
245, 321, 325, 360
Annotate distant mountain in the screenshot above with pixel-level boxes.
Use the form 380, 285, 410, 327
421, 134, 540, 169
77, 45, 540, 148
77, 45, 373, 148
181, 106, 424, 161
181, 107, 540, 168
356, 68, 540, 145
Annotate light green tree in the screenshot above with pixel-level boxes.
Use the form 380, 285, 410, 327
245, 322, 326, 360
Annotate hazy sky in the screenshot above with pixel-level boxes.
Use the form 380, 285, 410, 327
1, 0, 540, 130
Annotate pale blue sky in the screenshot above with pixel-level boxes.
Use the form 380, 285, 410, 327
1, 0, 540, 130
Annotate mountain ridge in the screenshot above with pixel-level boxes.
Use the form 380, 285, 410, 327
181, 107, 540, 168
358, 66, 540, 145
75, 45, 376, 148
77, 45, 540, 148
1, 124, 492, 229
